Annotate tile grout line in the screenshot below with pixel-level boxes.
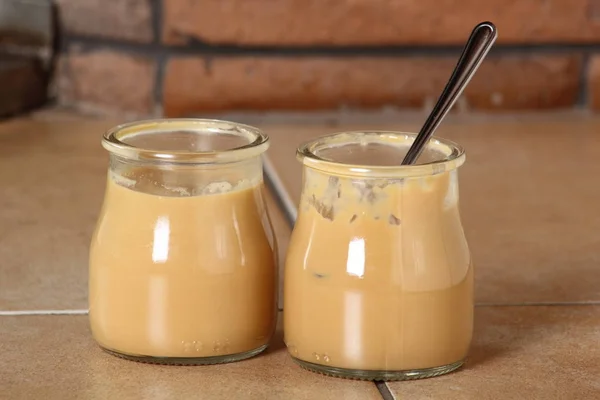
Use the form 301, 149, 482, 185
476, 301, 600, 307
0, 309, 88, 316
263, 155, 297, 227
376, 382, 397, 400
2, 302, 598, 317
60, 34, 600, 56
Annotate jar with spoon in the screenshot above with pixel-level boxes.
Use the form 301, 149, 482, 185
283, 22, 497, 380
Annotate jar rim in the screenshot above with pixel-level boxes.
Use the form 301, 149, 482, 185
297, 131, 465, 178
102, 118, 269, 164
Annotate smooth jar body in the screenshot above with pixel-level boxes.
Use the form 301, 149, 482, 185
90, 154, 277, 364
284, 163, 472, 380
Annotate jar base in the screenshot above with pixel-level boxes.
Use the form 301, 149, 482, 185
100, 344, 269, 365
291, 357, 465, 381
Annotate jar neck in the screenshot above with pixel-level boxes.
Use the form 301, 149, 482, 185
103, 119, 270, 165
109, 155, 264, 197
300, 165, 460, 220
301, 164, 459, 188
297, 131, 464, 180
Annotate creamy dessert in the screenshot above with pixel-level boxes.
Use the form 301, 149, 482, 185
90, 162, 277, 363
284, 133, 472, 378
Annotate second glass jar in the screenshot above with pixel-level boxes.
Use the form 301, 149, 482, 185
284, 131, 472, 380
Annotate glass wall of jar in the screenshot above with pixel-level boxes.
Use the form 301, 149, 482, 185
90, 119, 278, 364
284, 131, 472, 380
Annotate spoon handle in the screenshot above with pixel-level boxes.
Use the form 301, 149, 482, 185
401, 22, 498, 165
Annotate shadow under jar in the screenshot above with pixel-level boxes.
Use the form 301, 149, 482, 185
89, 119, 278, 365
284, 131, 472, 381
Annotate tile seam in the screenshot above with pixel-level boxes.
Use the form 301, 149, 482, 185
0, 309, 89, 316
476, 301, 600, 307
377, 382, 396, 400
263, 155, 297, 227
2, 302, 599, 316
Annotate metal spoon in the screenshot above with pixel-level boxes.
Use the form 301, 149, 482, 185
401, 21, 498, 165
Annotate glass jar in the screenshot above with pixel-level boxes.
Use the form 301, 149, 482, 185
89, 119, 278, 365
284, 131, 472, 381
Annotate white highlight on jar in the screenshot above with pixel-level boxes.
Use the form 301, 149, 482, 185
444, 170, 459, 209
343, 291, 363, 362
152, 216, 171, 263
346, 237, 366, 278
148, 276, 168, 348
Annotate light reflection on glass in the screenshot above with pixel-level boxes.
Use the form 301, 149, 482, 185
148, 276, 167, 347
350, 167, 369, 173
302, 221, 317, 270
346, 237, 365, 278
343, 291, 363, 362
232, 209, 246, 266
215, 224, 228, 260
152, 216, 170, 263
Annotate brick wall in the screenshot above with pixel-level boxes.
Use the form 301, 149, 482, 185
54, 0, 600, 117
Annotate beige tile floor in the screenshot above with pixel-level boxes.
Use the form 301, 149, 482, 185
0, 115, 379, 398
0, 313, 381, 400
263, 117, 600, 305
387, 305, 600, 399
260, 115, 600, 399
0, 119, 112, 311
2, 112, 599, 398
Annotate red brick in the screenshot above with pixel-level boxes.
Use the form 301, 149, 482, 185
0, 57, 47, 117
467, 55, 582, 110
162, 55, 581, 116
163, 0, 600, 46
57, 47, 156, 115
587, 56, 600, 111
56, 0, 152, 42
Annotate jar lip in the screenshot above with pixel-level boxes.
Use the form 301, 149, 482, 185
297, 131, 466, 178
102, 118, 269, 164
